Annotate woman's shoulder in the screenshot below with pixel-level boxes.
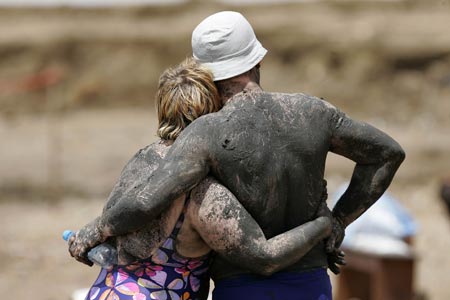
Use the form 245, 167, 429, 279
124, 140, 168, 168
188, 177, 234, 212
191, 176, 225, 196
136, 140, 170, 159
112, 141, 169, 189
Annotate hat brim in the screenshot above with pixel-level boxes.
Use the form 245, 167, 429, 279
199, 41, 267, 81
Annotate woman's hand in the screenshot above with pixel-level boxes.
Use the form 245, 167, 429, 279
325, 215, 346, 274
68, 217, 105, 266
327, 248, 346, 275
315, 200, 346, 274
325, 216, 345, 253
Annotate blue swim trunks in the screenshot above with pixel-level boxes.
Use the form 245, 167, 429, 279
212, 268, 332, 300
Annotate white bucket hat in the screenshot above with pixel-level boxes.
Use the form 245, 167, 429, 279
192, 11, 267, 81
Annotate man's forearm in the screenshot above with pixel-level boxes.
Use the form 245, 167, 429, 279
333, 152, 405, 227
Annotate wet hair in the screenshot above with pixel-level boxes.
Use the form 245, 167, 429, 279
156, 57, 221, 141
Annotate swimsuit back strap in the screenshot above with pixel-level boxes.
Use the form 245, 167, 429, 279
169, 192, 191, 239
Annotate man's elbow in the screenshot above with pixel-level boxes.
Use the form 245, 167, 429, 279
384, 141, 406, 168
390, 143, 406, 166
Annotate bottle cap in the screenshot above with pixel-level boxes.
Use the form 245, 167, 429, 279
62, 230, 74, 241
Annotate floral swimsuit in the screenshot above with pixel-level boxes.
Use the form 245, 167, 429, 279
85, 201, 211, 300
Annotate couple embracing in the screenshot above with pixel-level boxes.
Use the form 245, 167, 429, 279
68, 11, 405, 300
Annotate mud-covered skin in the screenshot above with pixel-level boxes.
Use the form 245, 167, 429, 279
99, 142, 188, 263
187, 177, 331, 277
69, 141, 333, 276
69, 142, 186, 265
91, 86, 404, 280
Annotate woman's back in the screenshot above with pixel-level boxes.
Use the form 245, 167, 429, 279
86, 141, 212, 300
106, 141, 210, 261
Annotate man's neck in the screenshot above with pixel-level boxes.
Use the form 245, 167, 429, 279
216, 79, 262, 105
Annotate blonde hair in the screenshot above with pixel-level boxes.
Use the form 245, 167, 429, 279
156, 57, 221, 141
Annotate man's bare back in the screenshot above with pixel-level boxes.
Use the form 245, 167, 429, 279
97, 85, 404, 279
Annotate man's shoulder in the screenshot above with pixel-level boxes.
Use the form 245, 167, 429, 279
264, 91, 332, 106
251, 91, 339, 117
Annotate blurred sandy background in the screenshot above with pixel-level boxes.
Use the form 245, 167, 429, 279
0, 1, 449, 299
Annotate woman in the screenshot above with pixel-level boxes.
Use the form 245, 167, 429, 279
69, 58, 336, 300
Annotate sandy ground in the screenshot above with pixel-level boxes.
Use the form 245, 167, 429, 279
1, 2, 450, 300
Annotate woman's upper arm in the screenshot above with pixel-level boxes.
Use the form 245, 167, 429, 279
189, 178, 264, 255
188, 178, 274, 272
188, 178, 331, 276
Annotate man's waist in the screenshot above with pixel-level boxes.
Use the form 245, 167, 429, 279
212, 267, 328, 288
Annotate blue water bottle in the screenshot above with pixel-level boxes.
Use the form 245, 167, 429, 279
63, 230, 118, 270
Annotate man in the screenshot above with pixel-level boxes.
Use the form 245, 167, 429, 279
71, 11, 405, 299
